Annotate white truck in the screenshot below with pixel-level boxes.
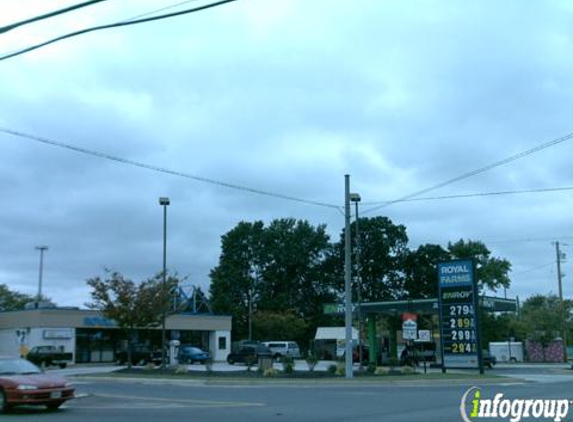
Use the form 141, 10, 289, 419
489, 341, 523, 363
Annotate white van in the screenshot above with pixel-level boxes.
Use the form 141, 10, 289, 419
262, 341, 301, 359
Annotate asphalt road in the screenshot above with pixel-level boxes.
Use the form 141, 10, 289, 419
3, 368, 573, 421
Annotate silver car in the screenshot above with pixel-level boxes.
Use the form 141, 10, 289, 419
262, 341, 301, 359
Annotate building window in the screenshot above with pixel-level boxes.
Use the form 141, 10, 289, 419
218, 337, 226, 350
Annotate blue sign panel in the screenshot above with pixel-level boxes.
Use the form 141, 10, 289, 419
83, 316, 116, 327
438, 260, 482, 372
438, 260, 473, 286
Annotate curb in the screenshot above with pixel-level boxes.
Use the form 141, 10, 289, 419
73, 374, 523, 388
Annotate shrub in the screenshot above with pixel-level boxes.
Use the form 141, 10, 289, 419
401, 366, 415, 374
305, 354, 319, 372
327, 363, 337, 374
263, 368, 279, 377
335, 366, 345, 376
282, 356, 295, 373
366, 363, 377, 374
374, 366, 390, 375
143, 362, 156, 371
174, 365, 188, 374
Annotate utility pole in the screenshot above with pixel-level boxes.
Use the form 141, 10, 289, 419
344, 175, 353, 379
555, 241, 564, 301
554, 241, 568, 362
35, 246, 48, 304
248, 288, 253, 341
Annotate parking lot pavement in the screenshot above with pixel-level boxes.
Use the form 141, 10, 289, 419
4, 375, 573, 422
494, 362, 572, 370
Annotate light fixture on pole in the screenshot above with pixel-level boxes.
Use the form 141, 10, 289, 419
349, 192, 363, 370
159, 197, 170, 370
35, 246, 48, 306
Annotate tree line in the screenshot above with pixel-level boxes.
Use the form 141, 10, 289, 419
2, 214, 570, 360
209, 216, 512, 344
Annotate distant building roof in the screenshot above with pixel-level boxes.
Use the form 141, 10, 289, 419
315, 327, 358, 341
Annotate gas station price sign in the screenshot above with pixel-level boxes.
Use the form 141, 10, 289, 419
438, 260, 482, 371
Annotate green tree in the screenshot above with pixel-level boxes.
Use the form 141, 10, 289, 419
257, 219, 335, 332
209, 221, 266, 340
252, 310, 309, 348
448, 239, 511, 292
209, 219, 336, 341
0, 284, 51, 311
86, 271, 178, 367
516, 294, 572, 361
478, 311, 518, 347
403, 244, 451, 299
339, 216, 409, 301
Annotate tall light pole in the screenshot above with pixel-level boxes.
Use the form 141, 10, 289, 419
159, 197, 170, 369
554, 241, 568, 362
35, 246, 48, 305
350, 192, 363, 370
344, 175, 353, 379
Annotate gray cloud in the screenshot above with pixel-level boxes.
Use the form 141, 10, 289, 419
1, 0, 572, 305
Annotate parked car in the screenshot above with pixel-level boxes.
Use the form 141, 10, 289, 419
0, 358, 75, 413
25, 346, 73, 369
177, 346, 210, 364
262, 341, 301, 359
483, 350, 497, 368
116, 345, 159, 366
227, 345, 272, 365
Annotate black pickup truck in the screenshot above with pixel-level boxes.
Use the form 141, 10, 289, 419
116, 345, 163, 366
26, 345, 73, 368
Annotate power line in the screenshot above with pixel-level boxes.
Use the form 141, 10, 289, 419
0, 0, 241, 62
122, 0, 203, 22
0, 0, 108, 34
361, 186, 573, 206
0, 127, 340, 210
362, 130, 573, 214
486, 236, 573, 245
511, 262, 555, 277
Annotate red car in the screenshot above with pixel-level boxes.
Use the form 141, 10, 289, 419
0, 358, 75, 413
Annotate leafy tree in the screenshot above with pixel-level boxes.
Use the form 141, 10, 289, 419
209, 221, 266, 340
257, 219, 336, 335
0, 284, 51, 311
209, 219, 336, 341
478, 311, 518, 347
448, 239, 511, 293
86, 271, 178, 366
252, 310, 309, 348
340, 216, 409, 301
403, 244, 451, 299
515, 294, 572, 360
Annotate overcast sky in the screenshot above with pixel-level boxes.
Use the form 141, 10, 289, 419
1, 0, 572, 308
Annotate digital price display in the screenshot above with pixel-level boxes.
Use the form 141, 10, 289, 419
438, 260, 482, 371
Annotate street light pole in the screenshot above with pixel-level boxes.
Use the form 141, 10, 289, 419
350, 193, 363, 370
159, 197, 170, 370
344, 175, 353, 379
35, 246, 48, 305
554, 241, 569, 362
